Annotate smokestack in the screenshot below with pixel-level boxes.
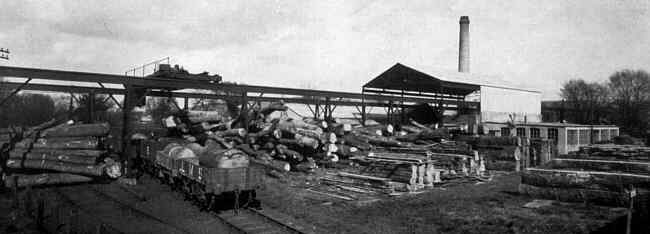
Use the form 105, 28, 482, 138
458, 16, 470, 73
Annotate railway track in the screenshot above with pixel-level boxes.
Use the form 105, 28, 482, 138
51, 180, 315, 234
215, 208, 313, 234
53, 186, 194, 234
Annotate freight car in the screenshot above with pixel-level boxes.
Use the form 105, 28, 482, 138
138, 139, 264, 211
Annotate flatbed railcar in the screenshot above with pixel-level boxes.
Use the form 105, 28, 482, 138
138, 139, 263, 211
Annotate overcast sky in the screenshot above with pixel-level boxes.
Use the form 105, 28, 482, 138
1, 0, 648, 99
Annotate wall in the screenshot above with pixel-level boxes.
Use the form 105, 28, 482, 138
480, 86, 541, 123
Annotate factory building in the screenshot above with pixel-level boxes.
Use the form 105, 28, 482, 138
364, 16, 618, 154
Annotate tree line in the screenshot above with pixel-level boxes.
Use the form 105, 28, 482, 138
560, 69, 650, 139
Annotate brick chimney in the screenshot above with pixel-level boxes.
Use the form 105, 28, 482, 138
458, 16, 470, 73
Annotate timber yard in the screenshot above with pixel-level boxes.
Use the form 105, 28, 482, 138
1, 5, 650, 234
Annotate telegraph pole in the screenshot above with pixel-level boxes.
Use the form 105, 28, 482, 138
0, 48, 9, 60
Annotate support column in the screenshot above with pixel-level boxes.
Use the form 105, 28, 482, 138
361, 93, 367, 126
88, 91, 95, 123
68, 93, 74, 120
183, 97, 189, 111
240, 92, 248, 130
120, 85, 135, 173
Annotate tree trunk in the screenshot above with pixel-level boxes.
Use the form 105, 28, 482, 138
521, 168, 650, 192
518, 183, 645, 207
341, 134, 372, 151
546, 158, 650, 175
6, 159, 106, 177
40, 123, 110, 137
9, 150, 99, 165
15, 137, 99, 150
4, 173, 94, 188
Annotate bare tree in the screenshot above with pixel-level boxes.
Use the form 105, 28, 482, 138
560, 79, 609, 124
608, 69, 650, 136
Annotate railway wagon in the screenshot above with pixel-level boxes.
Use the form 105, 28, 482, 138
139, 139, 264, 211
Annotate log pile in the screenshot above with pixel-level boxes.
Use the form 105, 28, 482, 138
569, 144, 650, 161
1, 121, 121, 188
520, 144, 650, 207
152, 103, 462, 178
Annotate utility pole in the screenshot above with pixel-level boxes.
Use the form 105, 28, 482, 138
0, 48, 9, 60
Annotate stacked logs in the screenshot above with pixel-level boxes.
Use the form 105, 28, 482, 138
520, 144, 650, 207
153, 103, 469, 184
2, 122, 121, 188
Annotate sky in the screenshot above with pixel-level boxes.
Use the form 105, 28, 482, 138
0, 0, 648, 100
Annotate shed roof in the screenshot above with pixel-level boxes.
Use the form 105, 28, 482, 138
363, 63, 539, 96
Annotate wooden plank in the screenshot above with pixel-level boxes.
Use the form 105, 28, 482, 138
338, 172, 392, 182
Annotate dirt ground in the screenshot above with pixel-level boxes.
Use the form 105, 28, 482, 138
0, 171, 638, 234
257, 171, 632, 234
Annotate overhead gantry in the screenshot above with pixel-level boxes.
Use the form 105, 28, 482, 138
0, 64, 479, 159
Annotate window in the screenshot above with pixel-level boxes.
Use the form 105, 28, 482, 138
488, 130, 499, 136
501, 127, 511, 137
610, 129, 619, 137
592, 130, 600, 142
579, 129, 590, 145
547, 128, 558, 143
516, 128, 526, 137
530, 128, 541, 138
600, 130, 609, 141
567, 129, 578, 145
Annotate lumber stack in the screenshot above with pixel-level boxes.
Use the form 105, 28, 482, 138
456, 136, 529, 171
570, 144, 650, 161
3, 122, 121, 188
345, 146, 483, 192
520, 144, 650, 207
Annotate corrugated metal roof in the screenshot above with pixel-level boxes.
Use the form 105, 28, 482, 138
364, 63, 540, 94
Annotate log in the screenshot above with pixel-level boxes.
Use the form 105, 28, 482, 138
353, 133, 404, 147
259, 102, 288, 116
341, 135, 372, 151
40, 123, 110, 137
518, 183, 648, 207
219, 128, 247, 138
4, 173, 94, 188
277, 119, 322, 133
15, 137, 99, 150
275, 144, 304, 162
236, 144, 268, 158
409, 119, 432, 131
6, 159, 106, 177
187, 110, 226, 123
293, 158, 317, 172
8, 151, 99, 165
206, 135, 234, 149
546, 158, 650, 175
417, 128, 449, 140
250, 158, 290, 172
521, 168, 650, 192
294, 134, 319, 149
400, 125, 422, 134
198, 148, 249, 168
395, 133, 420, 142
22, 118, 60, 138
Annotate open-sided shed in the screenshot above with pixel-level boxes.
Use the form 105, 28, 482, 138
364, 63, 541, 123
